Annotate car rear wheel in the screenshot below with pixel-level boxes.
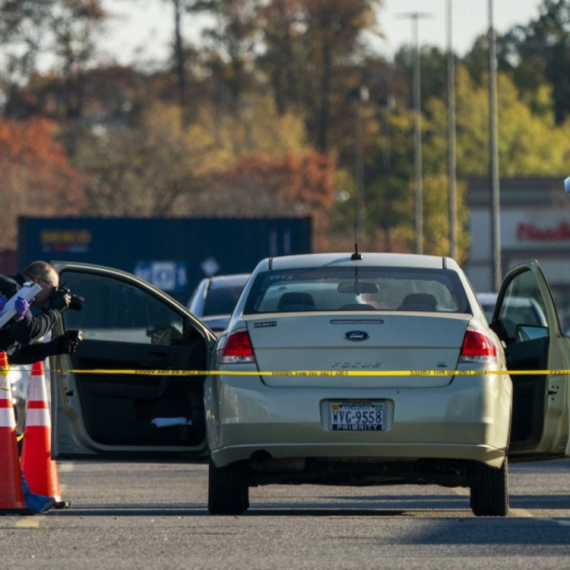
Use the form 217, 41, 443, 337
208, 458, 249, 515
469, 458, 509, 517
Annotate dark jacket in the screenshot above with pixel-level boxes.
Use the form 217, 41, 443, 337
0, 273, 64, 364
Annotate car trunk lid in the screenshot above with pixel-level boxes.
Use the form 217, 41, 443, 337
245, 313, 472, 388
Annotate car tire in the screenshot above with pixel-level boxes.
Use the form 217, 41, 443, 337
208, 458, 249, 515
469, 458, 509, 517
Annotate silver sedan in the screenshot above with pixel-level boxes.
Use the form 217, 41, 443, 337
206, 253, 512, 516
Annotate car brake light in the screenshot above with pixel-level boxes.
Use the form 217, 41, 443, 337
459, 328, 497, 363
218, 328, 255, 364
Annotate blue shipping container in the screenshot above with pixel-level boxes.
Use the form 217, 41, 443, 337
18, 217, 312, 304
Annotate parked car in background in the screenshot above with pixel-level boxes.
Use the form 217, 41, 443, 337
476, 292, 548, 337
48, 256, 570, 518
476, 292, 498, 322
187, 273, 250, 335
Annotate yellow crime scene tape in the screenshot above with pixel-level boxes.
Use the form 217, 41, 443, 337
3, 368, 570, 387
30, 368, 570, 376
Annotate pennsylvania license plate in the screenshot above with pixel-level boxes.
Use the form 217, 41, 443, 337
329, 402, 385, 431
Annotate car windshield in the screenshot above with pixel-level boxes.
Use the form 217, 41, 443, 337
244, 266, 470, 314
203, 284, 246, 316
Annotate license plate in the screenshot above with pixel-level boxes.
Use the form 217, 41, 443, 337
329, 402, 385, 431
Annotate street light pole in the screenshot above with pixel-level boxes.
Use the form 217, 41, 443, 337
351, 86, 369, 246
488, 0, 501, 291
447, 0, 457, 260
399, 12, 431, 255
413, 15, 423, 255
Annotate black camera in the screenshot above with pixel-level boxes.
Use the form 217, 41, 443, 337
56, 286, 84, 311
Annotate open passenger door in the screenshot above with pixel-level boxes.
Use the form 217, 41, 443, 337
49, 262, 216, 460
493, 260, 570, 462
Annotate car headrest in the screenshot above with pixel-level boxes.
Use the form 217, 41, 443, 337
278, 292, 316, 312
398, 293, 438, 311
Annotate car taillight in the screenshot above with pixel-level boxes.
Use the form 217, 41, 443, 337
459, 328, 497, 363
218, 328, 256, 364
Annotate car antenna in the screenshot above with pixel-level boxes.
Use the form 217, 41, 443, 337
351, 226, 362, 261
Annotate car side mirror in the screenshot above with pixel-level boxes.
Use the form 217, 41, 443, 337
564, 176, 570, 194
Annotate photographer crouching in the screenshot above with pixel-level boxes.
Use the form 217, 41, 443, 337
0, 260, 83, 365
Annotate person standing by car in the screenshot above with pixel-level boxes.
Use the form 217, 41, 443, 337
0, 260, 82, 364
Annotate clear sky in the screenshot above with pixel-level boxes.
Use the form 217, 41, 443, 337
101, 0, 545, 65
379, 0, 543, 57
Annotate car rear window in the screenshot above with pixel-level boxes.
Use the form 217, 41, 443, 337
244, 267, 470, 314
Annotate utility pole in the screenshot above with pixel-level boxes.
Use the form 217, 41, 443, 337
399, 13, 431, 255
447, 0, 457, 260
350, 86, 369, 246
489, 0, 501, 291
173, 0, 186, 109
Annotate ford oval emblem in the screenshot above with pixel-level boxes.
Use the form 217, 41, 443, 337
344, 330, 369, 341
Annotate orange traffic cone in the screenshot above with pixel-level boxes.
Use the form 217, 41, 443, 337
20, 361, 69, 509
0, 351, 33, 515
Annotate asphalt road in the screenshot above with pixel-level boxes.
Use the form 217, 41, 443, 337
2, 459, 570, 569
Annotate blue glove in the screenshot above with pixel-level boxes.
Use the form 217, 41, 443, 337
0, 295, 7, 311
15, 296, 33, 321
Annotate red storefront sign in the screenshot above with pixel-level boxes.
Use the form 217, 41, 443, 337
517, 221, 570, 241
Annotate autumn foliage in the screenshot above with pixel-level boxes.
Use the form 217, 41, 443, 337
196, 151, 337, 251
4, 0, 570, 258
226, 152, 336, 210
0, 117, 84, 248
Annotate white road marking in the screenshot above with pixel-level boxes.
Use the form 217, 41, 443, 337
538, 517, 570, 526
15, 516, 45, 528
508, 508, 534, 517
451, 488, 534, 517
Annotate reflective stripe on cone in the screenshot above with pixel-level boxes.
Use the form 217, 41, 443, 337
0, 401, 17, 429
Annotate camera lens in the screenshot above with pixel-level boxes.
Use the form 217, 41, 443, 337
69, 294, 84, 311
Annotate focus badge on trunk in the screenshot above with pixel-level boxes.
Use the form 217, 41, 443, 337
344, 330, 369, 341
